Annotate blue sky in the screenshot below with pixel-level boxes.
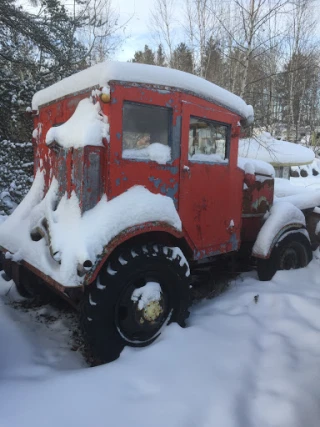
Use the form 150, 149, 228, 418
114, 0, 155, 61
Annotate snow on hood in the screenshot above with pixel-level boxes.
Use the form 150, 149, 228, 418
252, 201, 306, 258
32, 61, 254, 124
238, 157, 275, 177
0, 173, 182, 287
274, 179, 320, 210
239, 132, 315, 166
46, 98, 109, 149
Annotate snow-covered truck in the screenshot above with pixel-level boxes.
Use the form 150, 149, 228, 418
0, 61, 319, 363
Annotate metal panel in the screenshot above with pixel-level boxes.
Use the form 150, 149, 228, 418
83, 148, 103, 211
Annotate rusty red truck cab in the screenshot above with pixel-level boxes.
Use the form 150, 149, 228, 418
0, 61, 314, 363
32, 69, 251, 266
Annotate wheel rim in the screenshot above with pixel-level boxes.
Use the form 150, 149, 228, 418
279, 243, 305, 270
115, 270, 172, 344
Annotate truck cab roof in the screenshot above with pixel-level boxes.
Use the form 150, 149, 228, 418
32, 61, 254, 126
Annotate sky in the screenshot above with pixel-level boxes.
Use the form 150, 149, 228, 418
18, 0, 162, 62
114, 0, 156, 61
18, 0, 320, 63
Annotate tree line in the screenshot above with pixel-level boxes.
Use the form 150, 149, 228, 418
0, 0, 319, 213
132, 0, 320, 144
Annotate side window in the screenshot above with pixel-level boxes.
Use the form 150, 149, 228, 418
122, 102, 172, 164
189, 116, 230, 164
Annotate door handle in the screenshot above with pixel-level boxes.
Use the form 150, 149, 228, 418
183, 165, 191, 177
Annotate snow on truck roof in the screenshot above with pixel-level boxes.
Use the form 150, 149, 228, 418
32, 61, 254, 124
239, 132, 315, 166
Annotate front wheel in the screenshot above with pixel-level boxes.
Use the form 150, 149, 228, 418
257, 231, 312, 281
80, 244, 191, 363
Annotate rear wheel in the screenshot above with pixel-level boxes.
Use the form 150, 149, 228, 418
81, 244, 191, 363
0, 257, 53, 300
257, 231, 312, 281
15, 272, 35, 298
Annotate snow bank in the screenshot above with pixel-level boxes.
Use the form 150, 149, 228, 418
274, 178, 308, 198
238, 156, 275, 177
0, 278, 85, 377
290, 175, 320, 190
275, 178, 320, 209
253, 201, 306, 257
276, 191, 320, 211
0, 175, 181, 287
2, 259, 320, 427
239, 132, 314, 166
46, 98, 109, 148
32, 61, 254, 124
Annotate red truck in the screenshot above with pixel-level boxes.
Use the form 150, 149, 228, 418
0, 61, 318, 362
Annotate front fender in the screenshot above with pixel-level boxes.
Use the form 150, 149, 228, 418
83, 221, 185, 285
252, 201, 306, 259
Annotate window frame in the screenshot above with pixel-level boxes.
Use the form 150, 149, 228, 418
188, 115, 231, 165
122, 101, 173, 162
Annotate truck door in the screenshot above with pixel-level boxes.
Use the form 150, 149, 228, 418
108, 84, 181, 207
179, 101, 243, 259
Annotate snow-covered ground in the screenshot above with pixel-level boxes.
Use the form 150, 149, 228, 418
2, 152, 320, 426
1, 258, 320, 427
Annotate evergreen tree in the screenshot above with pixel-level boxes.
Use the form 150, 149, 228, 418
156, 44, 166, 67
132, 45, 156, 65
201, 38, 223, 84
0, 0, 89, 141
0, 140, 34, 215
0, 0, 120, 212
172, 43, 193, 73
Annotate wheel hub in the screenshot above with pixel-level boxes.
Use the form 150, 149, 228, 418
140, 298, 164, 323
117, 276, 170, 344
131, 281, 165, 325
281, 247, 298, 270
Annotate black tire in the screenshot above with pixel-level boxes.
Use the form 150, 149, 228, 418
0, 252, 4, 271
257, 231, 312, 281
15, 274, 34, 298
0, 256, 32, 296
80, 244, 191, 363
14, 266, 54, 300
0, 253, 55, 300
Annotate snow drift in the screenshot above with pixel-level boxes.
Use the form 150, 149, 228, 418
0, 172, 182, 287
